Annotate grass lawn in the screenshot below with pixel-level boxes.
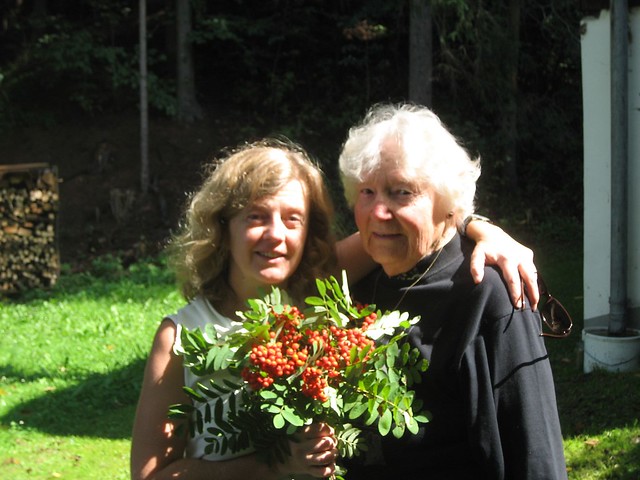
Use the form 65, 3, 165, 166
520, 222, 640, 480
0, 258, 184, 479
2, 226, 640, 479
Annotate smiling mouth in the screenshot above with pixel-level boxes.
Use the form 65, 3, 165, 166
372, 232, 401, 239
257, 251, 284, 259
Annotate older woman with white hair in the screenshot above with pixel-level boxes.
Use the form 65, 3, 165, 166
340, 104, 568, 480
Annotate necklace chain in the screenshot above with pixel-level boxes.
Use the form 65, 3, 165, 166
373, 247, 444, 311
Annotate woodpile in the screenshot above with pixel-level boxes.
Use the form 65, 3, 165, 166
0, 163, 60, 294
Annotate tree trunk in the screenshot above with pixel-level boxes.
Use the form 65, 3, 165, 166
409, 0, 433, 107
30, 0, 47, 37
176, 0, 204, 122
501, 0, 521, 191
140, 0, 150, 194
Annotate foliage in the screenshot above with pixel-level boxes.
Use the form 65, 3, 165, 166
169, 272, 429, 473
430, 0, 582, 218
0, 0, 582, 216
0, 3, 176, 125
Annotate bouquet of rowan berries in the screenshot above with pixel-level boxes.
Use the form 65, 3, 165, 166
169, 272, 429, 477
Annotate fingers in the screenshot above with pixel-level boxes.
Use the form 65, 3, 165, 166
511, 246, 538, 311
299, 422, 334, 438
499, 260, 524, 309
469, 229, 540, 310
299, 431, 337, 453
305, 441, 338, 478
520, 264, 540, 312
469, 244, 486, 284
286, 423, 338, 478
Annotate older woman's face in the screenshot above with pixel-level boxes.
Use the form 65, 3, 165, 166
354, 147, 451, 276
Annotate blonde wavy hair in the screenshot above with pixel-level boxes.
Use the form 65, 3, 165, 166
169, 139, 337, 303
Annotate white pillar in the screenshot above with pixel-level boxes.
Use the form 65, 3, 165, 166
581, 7, 640, 328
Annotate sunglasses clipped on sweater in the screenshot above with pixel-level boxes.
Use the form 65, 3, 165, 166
537, 275, 573, 338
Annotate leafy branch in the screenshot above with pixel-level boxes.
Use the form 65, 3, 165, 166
169, 272, 430, 472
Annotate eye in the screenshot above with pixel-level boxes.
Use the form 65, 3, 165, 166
394, 188, 413, 196
284, 213, 305, 228
245, 210, 266, 224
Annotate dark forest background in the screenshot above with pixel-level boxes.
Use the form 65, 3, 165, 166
0, 0, 585, 264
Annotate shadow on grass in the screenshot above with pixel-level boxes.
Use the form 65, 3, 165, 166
0, 359, 146, 439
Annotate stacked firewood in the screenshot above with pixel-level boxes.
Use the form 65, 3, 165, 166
0, 163, 60, 294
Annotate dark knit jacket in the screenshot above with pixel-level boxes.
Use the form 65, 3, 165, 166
347, 233, 567, 480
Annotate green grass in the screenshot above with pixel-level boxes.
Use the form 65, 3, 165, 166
2, 227, 640, 479
0, 256, 183, 479
517, 221, 640, 480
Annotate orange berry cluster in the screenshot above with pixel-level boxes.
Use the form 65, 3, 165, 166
241, 305, 378, 402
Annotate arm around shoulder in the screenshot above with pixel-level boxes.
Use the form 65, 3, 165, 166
335, 232, 377, 283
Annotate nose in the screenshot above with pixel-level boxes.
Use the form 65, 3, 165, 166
264, 215, 286, 241
371, 196, 393, 220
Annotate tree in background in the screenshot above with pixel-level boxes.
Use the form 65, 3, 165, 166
0, 0, 582, 220
430, 0, 581, 216
176, 0, 203, 122
409, 0, 433, 107
501, 0, 522, 193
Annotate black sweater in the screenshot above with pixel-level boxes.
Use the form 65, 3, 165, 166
348, 234, 567, 480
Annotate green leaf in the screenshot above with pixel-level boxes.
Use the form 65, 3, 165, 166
223, 378, 243, 390
378, 408, 393, 436
273, 413, 285, 429
315, 278, 327, 297
386, 342, 399, 368
213, 344, 233, 370
408, 367, 421, 385
406, 416, 420, 435
209, 380, 234, 395
203, 323, 219, 342
305, 296, 325, 306
167, 403, 193, 418
281, 407, 304, 426
347, 401, 368, 420
340, 270, 352, 306
414, 413, 430, 424
392, 422, 405, 438
409, 347, 420, 363
380, 383, 391, 401
349, 345, 358, 364
259, 390, 279, 400
264, 404, 282, 414
358, 342, 372, 361
420, 358, 429, 371
182, 386, 207, 403
387, 367, 400, 385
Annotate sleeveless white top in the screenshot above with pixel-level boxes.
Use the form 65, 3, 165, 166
168, 296, 254, 461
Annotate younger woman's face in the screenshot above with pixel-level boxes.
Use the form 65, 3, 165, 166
228, 179, 309, 300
